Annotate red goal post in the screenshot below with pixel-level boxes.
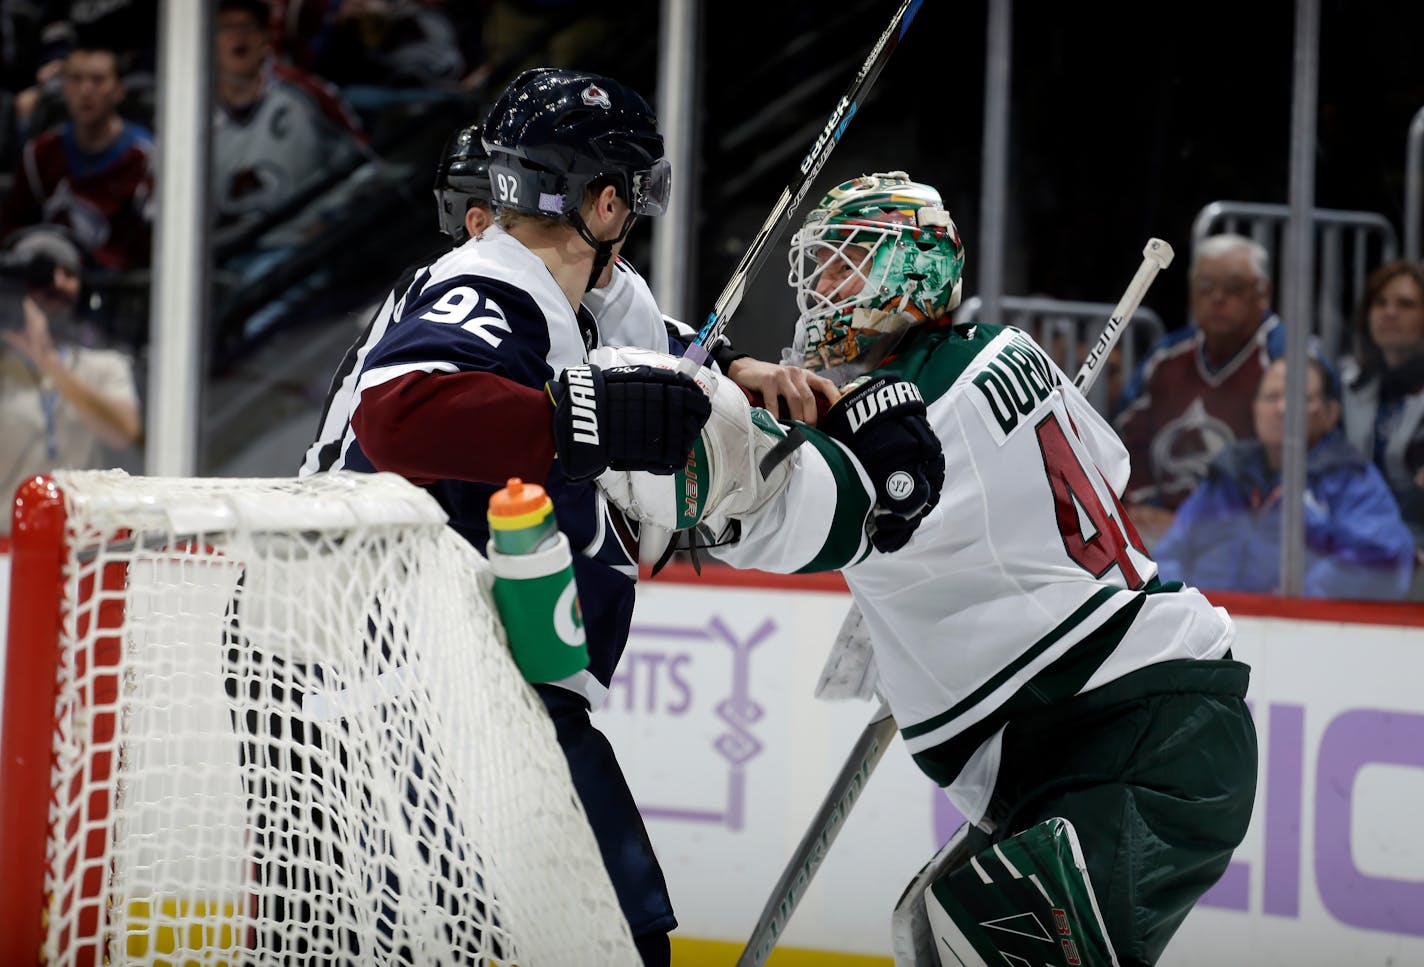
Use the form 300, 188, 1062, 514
0, 470, 636, 966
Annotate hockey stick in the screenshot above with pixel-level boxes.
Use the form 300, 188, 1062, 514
734, 700, 897, 967
677, 0, 923, 377
734, 238, 1175, 967
1073, 238, 1175, 392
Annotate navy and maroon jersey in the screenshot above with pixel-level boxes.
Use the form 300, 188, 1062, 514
302, 228, 676, 710
2, 121, 155, 270
1113, 315, 1285, 509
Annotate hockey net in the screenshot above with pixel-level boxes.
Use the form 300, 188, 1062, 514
0, 469, 637, 966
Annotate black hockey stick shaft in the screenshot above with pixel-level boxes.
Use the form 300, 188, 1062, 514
677, 0, 923, 375
735, 239, 1176, 966
734, 700, 898, 967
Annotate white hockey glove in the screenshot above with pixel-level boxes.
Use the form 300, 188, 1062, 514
591, 345, 795, 533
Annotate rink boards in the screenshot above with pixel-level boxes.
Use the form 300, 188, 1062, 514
1, 550, 1421, 966
620, 568, 1424, 967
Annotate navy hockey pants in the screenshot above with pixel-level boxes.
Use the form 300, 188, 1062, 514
536, 683, 678, 960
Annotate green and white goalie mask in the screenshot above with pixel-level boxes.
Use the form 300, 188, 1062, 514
784, 172, 965, 385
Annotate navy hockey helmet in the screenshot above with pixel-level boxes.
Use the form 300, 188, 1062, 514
481, 68, 670, 221
433, 119, 492, 244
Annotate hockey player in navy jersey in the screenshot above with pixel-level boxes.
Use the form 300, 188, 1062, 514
602, 173, 1258, 966
303, 72, 705, 965
299, 74, 942, 964
304, 115, 840, 478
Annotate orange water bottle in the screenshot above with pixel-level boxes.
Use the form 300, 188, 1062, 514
486, 478, 588, 682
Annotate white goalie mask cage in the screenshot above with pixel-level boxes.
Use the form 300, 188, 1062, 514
783, 172, 965, 383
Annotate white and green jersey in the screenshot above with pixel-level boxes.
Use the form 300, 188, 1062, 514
714, 323, 1234, 824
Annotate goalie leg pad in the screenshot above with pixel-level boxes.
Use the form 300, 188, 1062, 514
921, 817, 1120, 967
892, 821, 977, 966
591, 345, 795, 531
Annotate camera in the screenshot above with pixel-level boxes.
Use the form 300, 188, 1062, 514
0, 249, 61, 290
0, 251, 56, 331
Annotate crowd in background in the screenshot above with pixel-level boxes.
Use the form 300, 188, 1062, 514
0, 0, 651, 525
0, 2, 1422, 604
1110, 237, 1424, 601
0, 0, 647, 355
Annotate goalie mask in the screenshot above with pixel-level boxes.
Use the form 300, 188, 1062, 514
785, 172, 964, 381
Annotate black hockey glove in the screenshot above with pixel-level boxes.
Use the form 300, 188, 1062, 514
547, 362, 712, 482
820, 373, 944, 553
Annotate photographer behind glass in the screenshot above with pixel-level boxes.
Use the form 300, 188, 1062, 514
0, 227, 140, 532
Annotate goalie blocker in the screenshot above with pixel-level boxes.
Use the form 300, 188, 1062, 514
593, 345, 942, 561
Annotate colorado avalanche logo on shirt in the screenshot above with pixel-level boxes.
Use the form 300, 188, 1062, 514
581, 84, 613, 109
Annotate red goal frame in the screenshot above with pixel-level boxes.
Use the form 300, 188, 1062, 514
1, 475, 128, 967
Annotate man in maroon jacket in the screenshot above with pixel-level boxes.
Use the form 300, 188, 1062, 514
1, 42, 155, 271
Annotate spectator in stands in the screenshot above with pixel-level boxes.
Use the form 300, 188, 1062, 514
1114, 233, 1284, 546
0, 40, 155, 271
0, 226, 140, 532
212, 0, 368, 233
5, 4, 157, 163
1153, 355, 1412, 600
5, 18, 74, 152
1339, 258, 1424, 593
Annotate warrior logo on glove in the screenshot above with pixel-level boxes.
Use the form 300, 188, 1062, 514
562, 367, 601, 444
842, 378, 925, 431
547, 362, 711, 481
885, 471, 915, 501
820, 373, 944, 553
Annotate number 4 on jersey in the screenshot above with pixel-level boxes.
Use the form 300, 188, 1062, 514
1035, 412, 1145, 589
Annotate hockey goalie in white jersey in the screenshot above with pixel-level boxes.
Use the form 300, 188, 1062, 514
601, 173, 1258, 967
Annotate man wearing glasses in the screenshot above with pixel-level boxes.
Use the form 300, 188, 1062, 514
1113, 233, 1285, 547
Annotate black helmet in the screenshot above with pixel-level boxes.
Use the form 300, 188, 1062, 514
481, 68, 670, 221
433, 120, 492, 244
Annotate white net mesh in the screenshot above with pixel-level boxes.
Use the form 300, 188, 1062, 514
32, 470, 637, 966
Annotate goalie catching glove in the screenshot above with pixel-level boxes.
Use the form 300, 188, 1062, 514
547, 360, 712, 481
820, 373, 943, 553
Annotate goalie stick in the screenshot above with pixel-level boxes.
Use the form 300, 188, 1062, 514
1074, 238, 1175, 391
677, 0, 924, 377
734, 238, 1175, 967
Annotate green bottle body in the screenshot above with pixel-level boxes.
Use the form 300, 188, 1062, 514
487, 490, 588, 683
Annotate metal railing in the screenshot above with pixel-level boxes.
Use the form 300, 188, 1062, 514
956, 295, 1166, 416
1190, 201, 1397, 359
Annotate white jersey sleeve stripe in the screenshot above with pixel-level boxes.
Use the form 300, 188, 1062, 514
354, 360, 460, 396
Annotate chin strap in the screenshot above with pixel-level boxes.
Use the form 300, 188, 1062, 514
569, 210, 639, 292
